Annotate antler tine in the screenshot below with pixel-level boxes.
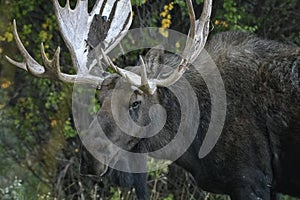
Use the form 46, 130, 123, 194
190, 0, 212, 63
153, 0, 198, 88
183, 0, 212, 64
140, 56, 148, 86
40, 42, 107, 86
182, 0, 196, 62
6, 20, 46, 75
5, 55, 26, 70
6, 20, 106, 87
100, 48, 141, 87
153, 0, 212, 89
90, 0, 103, 16
66, 0, 70, 8
40, 42, 62, 79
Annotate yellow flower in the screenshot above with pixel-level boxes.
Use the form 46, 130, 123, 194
175, 42, 180, 48
160, 11, 167, 17
161, 23, 168, 28
51, 119, 57, 127
168, 2, 174, 10
42, 23, 48, 29
221, 21, 228, 27
214, 20, 220, 25
161, 3, 173, 29
1, 81, 11, 89
162, 19, 171, 28
74, 148, 79, 153
159, 28, 169, 38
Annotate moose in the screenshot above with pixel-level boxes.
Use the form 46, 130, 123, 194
6, 0, 300, 199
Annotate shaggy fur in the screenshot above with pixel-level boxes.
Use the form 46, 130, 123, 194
96, 31, 300, 200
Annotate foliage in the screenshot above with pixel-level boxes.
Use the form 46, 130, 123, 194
174, 0, 203, 7
213, 0, 258, 32
132, 0, 147, 6
0, 177, 24, 200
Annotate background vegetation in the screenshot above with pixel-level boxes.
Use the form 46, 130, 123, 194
0, 0, 299, 199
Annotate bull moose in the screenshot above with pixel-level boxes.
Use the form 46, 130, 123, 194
6, 0, 300, 199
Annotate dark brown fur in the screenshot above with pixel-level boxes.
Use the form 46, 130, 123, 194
95, 31, 300, 200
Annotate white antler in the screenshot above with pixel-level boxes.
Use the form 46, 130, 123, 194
53, 0, 132, 72
188, 0, 212, 63
7, 0, 212, 94
6, 0, 133, 88
120, 0, 212, 94
154, 0, 212, 88
101, 0, 212, 94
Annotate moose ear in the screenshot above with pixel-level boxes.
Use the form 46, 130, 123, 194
145, 45, 165, 77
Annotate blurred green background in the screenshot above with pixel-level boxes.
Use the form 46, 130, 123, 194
0, 0, 299, 199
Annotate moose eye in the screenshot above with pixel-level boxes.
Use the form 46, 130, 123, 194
131, 101, 141, 109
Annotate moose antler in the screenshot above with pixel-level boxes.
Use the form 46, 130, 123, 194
7, 0, 212, 94
151, 0, 212, 89
6, 0, 133, 88
101, 0, 213, 94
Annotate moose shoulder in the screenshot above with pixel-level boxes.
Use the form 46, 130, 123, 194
182, 31, 300, 199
